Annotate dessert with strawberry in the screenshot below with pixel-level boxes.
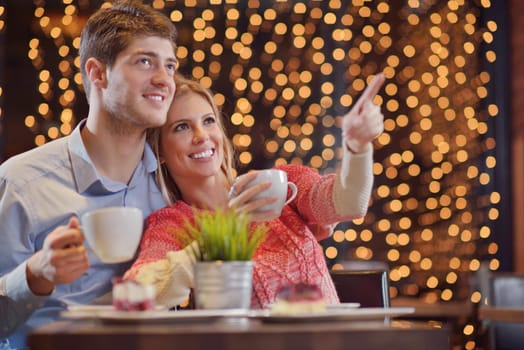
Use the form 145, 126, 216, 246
112, 279, 156, 311
271, 282, 326, 315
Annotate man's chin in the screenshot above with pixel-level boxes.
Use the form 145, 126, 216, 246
145, 115, 168, 128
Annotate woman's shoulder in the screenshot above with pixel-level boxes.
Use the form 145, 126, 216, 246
146, 201, 193, 225
273, 163, 321, 181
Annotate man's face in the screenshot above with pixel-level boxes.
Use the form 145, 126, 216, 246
102, 36, 177, 131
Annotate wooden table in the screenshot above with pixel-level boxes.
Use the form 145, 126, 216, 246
29, 317, 450, 350
478, 306, 524, 350
478, 306, 524, 323
391, 297, 472, 349
391, 297, 473, 320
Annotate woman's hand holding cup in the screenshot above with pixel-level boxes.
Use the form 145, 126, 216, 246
228, 169, 297, 222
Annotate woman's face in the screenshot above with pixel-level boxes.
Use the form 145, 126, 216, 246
160, 91, 224, 184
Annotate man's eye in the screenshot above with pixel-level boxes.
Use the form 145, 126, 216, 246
139, 58, 152, 66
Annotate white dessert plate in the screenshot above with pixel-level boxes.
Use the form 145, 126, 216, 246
61, 307, 248, 324
62, 305, 116, 319
63, 304, 166, 318
68, 305, 116, 312
326, 303, 361, 310
267, 302, 360, 311
247, 307, 415, 323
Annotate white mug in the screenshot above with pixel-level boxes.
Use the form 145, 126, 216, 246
81, 207, 143, 263
248, 169, 298, 215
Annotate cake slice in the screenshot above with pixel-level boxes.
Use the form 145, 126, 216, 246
112, 279, 156, 311
271, 282, 326, 315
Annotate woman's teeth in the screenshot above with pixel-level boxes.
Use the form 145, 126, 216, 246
191, 149, 214, 159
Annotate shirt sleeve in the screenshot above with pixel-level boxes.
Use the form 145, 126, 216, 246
0, 178, 50, 336
0, 295, 24, 338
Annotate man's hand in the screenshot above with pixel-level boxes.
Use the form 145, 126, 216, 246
26, 217, 89, 295
342, 73, 386, 154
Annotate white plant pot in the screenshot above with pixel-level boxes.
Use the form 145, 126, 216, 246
194, 261, 254, 309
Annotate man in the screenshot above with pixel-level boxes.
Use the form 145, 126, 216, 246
0, 1, 177, 348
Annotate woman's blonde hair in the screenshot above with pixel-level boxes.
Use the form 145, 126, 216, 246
148, 74, 236, 205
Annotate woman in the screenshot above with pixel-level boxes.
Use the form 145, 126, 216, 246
124, 73, 385, 308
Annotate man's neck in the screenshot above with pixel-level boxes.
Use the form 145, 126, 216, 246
81, 118, 147, 184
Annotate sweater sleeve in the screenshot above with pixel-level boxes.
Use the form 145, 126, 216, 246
124, 206, 186, 280
275, 144, 373, 240
333, 143, 374, 218
131, 242, 197, 308
123, 205, 199, 308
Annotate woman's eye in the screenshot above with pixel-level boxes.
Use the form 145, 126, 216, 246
166, 62, 177, 73
204, 116, 216, 125
174, 123, 189, 131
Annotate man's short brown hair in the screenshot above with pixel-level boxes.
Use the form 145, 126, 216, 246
79, 0, 178, 99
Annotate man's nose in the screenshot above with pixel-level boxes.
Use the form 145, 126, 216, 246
152, 65, 175, 90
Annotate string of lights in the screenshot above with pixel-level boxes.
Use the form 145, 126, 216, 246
0, 4, 5, 160
13, 1, 504, 348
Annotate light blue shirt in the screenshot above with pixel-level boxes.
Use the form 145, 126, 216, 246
0, 120, 166, 349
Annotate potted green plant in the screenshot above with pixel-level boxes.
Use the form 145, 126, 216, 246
178, 208, 268, 309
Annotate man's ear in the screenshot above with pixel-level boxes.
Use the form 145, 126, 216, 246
85, 57, 107, 90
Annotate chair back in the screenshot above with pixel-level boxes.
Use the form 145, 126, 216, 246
488, 273, 524, 350
330, 268, 390, 308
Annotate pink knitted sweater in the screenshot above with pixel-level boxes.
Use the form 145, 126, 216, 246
127, 164, 362, 308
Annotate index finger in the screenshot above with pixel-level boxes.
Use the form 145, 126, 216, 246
235, 171, 258, 192
229, 171, 259, 199
50, 229, 84, 250
354, 72, 385, 114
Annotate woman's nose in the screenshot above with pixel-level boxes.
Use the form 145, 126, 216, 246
193, 127, 210, 143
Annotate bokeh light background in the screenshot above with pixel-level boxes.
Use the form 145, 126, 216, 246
0, 2, 508, 346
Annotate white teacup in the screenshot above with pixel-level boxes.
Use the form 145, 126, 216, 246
249, 169, 298, 215
81, 207, 143, 264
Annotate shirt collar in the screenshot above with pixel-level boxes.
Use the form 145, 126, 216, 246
142, 137, 158, 174
68, 119, 159, 194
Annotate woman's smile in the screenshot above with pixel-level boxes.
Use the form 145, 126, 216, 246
189, 148, 216, 160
